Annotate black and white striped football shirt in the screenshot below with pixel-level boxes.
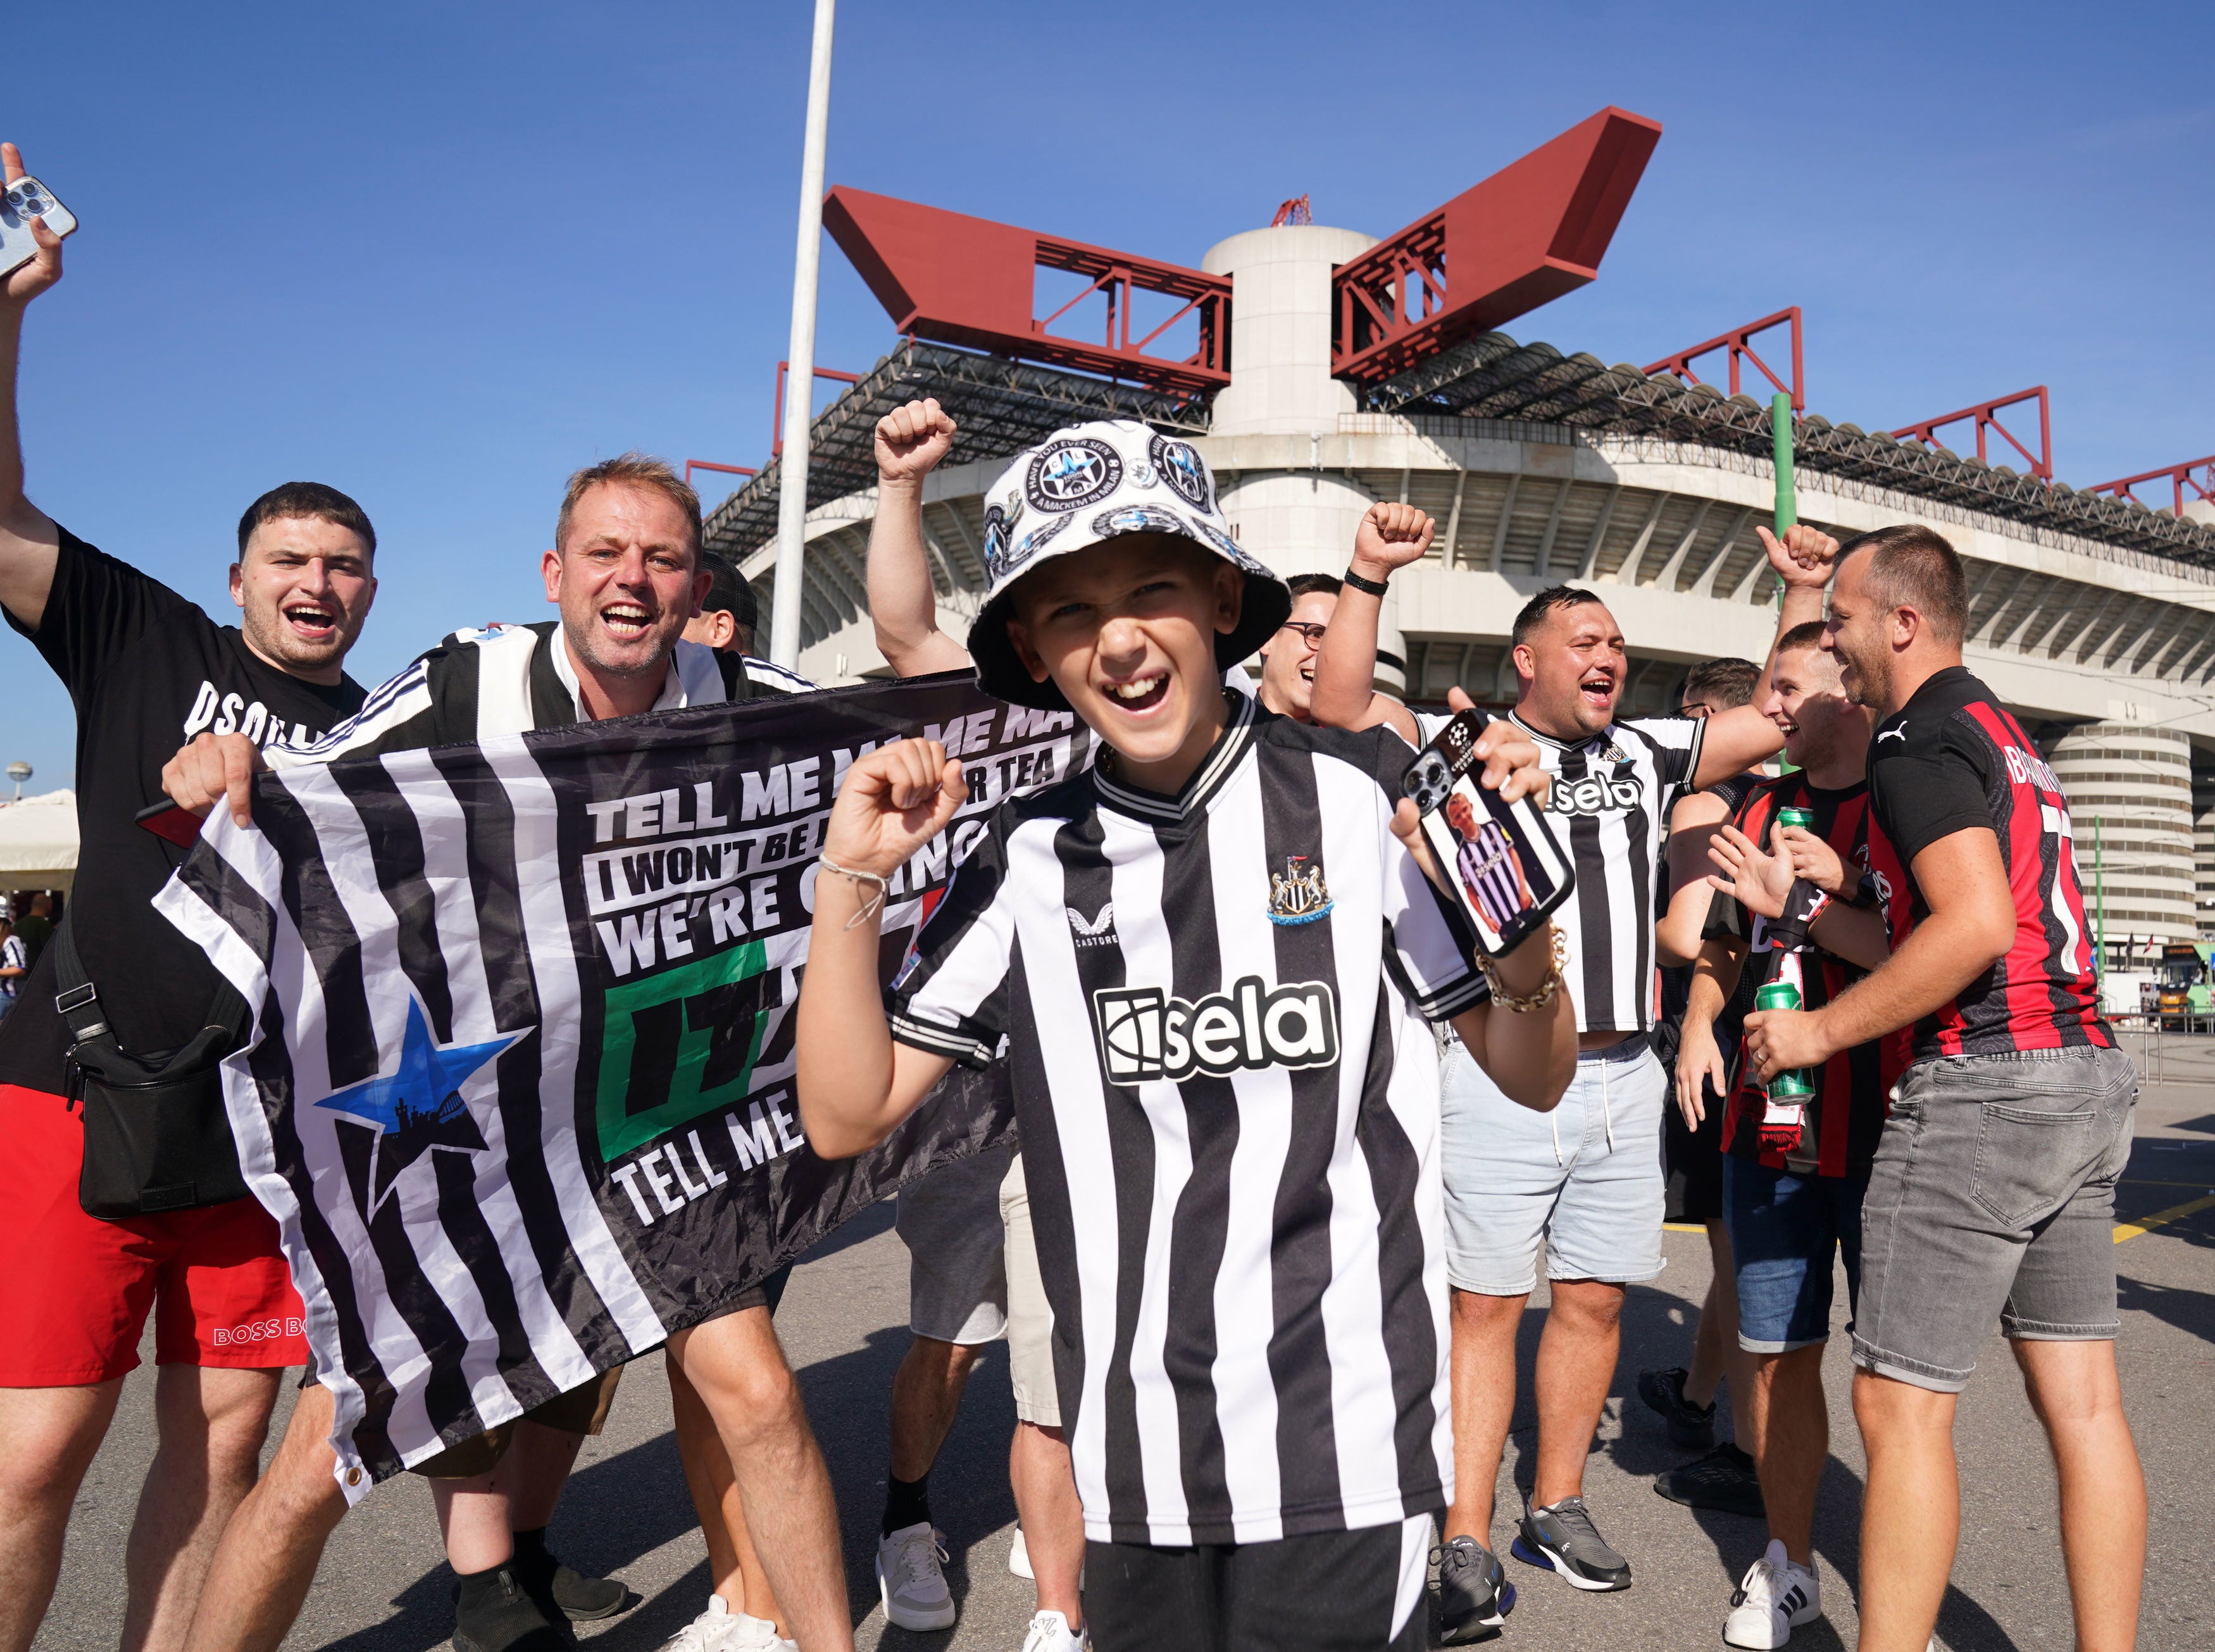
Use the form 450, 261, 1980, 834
269, 622, 808, 762
1509, 711, 1704, 1036
890, 693, 1483, 1546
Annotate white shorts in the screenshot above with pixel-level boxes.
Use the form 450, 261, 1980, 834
1440, 1037, 1667, 1295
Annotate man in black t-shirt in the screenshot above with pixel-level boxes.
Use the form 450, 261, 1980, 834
0, 142, 380, 1652
163, 455, 850, 1652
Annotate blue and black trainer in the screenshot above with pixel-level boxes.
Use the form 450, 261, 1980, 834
1435, 1536, 1516, 1643
1511, 1496, 1632, 1592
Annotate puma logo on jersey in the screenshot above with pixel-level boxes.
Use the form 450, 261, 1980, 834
1066, 903, 1117, 947
1877, 726, 1907, 743
1094, 976, 1339, 1086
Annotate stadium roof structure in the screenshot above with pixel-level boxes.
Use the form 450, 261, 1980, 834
1364, 333, 2215, 566
703, 329, 2215, 571
701, 340, 1210, 562
705, 102, 2214, 578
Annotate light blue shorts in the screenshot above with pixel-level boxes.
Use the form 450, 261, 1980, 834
1440, 1036, 1667, 1295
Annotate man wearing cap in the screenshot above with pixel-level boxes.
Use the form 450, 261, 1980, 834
798, 418, 1576, 1651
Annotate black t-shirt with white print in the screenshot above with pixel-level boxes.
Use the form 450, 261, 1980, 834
891, 692, 1484, 1548
0, 528, 365, 1093
1513, 710, 1706, 1035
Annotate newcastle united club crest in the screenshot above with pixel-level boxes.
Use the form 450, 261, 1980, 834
1269, 854, 1334, 926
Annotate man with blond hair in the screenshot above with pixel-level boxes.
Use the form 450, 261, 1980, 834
161, 454, 839, 1652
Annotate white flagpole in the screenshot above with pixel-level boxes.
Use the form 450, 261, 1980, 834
768, 0, 837, 669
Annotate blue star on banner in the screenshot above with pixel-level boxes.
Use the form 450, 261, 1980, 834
316, 998, 526, 1212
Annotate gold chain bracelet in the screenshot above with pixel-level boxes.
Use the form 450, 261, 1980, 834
1476, 924, 1569, 1014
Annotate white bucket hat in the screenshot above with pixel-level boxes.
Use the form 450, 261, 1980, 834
966, 419, 1290, 710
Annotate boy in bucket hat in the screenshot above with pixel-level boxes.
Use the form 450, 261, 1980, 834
796, 420, 1578, 1651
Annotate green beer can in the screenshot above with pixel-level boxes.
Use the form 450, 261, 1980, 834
1754, 979, 1816, 1097
1776, 806, 1816, 830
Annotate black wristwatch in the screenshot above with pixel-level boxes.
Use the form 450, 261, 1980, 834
1342, 566, 1390, 597
1848, 867, 1881, 909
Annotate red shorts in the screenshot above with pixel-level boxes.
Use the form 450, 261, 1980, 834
0, 1083, 308, 1385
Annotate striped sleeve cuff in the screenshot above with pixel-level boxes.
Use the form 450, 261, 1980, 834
889, 1011, 998, 1069
1413, 967, 1491, 1024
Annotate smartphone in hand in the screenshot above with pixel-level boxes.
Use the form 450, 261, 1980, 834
1402, 709, 1574, 958
1, 175, 78, 280
135, 798, 204, 850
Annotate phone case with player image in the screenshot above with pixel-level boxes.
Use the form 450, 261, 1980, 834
1402, 709, 1574, 959
1, 176, 78, 280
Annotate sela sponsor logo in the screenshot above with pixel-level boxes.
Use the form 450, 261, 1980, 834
1065, 902, 1117, 947
1093, 975, 1339, 1086
211, 1315, 304, 1348
1546, 771, 1642, 817
2002, 742, 2064, 793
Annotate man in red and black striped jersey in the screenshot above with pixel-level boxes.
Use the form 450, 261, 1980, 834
1689, 626, 1906, 1648
1740, 526, 2142, 1652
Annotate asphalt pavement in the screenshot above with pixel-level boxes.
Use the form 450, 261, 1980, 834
35, 1038, 2215, 1651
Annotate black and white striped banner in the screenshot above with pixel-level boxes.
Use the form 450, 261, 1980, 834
155, 674, 1078, 1492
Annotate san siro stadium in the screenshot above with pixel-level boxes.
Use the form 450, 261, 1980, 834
701, 109, 2215, 959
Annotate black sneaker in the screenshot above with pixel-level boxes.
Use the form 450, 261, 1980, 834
1435, 1536, 1516, 1643
1652, 1441, 1766, 1518
1636, 1365, 1716, 1453
1509, 1496, 1632, 1592
511, 1542, 628, 1622
452, 1566, 575, 1652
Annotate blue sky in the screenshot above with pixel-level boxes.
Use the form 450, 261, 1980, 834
6, 1, 2211, 789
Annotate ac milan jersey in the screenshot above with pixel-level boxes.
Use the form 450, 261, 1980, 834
890, 694, 1483, 1546
1511, 711, 1706, 1034
1866, 667, 2112, 1059
1709, 776, 1911, 1177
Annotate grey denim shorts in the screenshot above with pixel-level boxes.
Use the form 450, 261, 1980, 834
1853, 1043, 2136, 1393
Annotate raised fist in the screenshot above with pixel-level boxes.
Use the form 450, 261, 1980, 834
1, 144, 65, 310
1759, 523, 1840, 590
875, 399, 957, 485
1351, 502, 1436, 581
821, 738, 968, 883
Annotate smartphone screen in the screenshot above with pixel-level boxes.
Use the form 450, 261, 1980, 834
1402, 709, 1574, 958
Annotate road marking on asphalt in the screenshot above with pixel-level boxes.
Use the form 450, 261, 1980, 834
2114, 1194, 2215, 1244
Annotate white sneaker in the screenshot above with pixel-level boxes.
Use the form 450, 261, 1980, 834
1020, 1609, 1088, 1652
876, 1521, 957, 1630
660, 1596, 758, 1652
1009, 1525, 1034, 1579
1724, 1540, 1822, 1648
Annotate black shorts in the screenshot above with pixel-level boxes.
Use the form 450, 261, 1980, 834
1085, 1515, 1430, 1652
1663, 1057, 1731, 1224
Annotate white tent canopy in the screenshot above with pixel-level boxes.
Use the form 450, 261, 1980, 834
0, 790, 77, 893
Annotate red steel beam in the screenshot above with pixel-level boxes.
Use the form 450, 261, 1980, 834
822, 185, 1231, 395
1891, 387, 2052, 481
771, 361, 864, 458
1644, 307, 1804, 411
684, 459, 758, 499
1330, 107, 1663, 383
2088, 456, 2215, 517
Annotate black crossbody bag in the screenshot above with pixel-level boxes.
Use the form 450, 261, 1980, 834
53, 914, 253, 1219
